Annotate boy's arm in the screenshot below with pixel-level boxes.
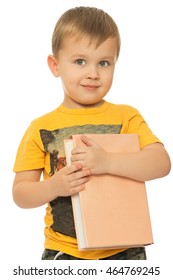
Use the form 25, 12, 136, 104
71, 135, 171, 182
106, 143, 171, 181
12, 164, 90, 209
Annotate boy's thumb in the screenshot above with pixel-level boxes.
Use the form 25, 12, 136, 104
80, 135, 96, 147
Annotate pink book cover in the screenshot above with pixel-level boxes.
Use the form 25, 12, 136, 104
64, 134, 153, 250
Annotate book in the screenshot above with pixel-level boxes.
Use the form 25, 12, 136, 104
64, 134, 153, 250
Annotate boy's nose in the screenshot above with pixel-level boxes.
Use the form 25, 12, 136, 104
86, 65, 99, 79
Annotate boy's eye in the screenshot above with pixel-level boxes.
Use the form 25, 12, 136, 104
75, 59, 86, 65
99, 61, 110, 67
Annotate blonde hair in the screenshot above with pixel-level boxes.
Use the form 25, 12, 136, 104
52, 6, 121, 58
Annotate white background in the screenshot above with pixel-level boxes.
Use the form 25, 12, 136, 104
0, 0, 172, 278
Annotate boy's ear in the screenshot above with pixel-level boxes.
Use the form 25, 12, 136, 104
47, 55, 60, 77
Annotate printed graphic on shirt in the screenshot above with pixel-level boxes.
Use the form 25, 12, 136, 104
40, 124, 122, 176
39, 124, 122, 237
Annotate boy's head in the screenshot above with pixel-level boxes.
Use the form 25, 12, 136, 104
52, 6, 121, 59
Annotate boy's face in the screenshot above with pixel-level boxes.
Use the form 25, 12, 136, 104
53, 35, 117, 108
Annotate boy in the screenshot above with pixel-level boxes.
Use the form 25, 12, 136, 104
13, 7, 171, 260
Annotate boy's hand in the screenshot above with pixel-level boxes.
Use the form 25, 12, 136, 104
51, 163, 91, 197
12, 164, 91, 208
71, 135, 109, 175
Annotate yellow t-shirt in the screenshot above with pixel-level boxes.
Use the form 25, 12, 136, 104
13, 101, 161, 259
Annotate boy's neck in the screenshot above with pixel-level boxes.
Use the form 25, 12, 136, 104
62, 99, 105, 109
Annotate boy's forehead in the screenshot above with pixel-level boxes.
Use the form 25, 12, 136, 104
62, 34, 117, 50
59, 35, 118, 61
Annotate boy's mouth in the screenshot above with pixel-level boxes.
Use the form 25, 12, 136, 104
81, 84, 100, 89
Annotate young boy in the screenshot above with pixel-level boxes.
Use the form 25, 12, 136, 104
13, 7, 171, 260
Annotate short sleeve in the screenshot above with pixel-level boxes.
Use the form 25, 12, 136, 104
13, 122, 45, 172
121, 106, 162, 149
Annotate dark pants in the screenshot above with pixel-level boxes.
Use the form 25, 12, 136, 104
42, 247, 147, 260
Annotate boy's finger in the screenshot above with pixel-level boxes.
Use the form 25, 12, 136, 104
65, 163, 83, 175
